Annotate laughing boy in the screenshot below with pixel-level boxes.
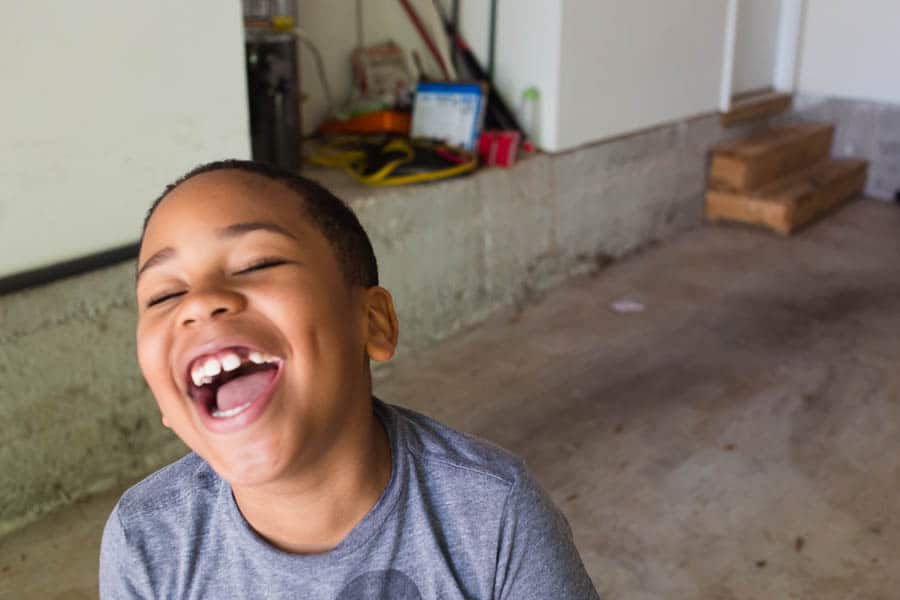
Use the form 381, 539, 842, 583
99, 160, 599, 599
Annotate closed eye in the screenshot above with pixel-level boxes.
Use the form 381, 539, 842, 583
147, 290, 186, 308
235, 258, 289, 275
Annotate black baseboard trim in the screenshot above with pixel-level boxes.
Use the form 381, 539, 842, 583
0, 243, 140, 296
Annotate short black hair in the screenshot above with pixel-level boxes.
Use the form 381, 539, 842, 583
142, 159, 378, 288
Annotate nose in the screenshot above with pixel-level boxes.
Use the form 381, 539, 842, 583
178, 286, 247, 327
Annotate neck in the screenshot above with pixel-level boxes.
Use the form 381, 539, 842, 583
230, 402, 392, 554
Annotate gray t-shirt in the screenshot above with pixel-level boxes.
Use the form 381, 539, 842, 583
100, 400, 599, 599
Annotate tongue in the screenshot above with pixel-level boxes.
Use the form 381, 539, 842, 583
216, 369, 276, 412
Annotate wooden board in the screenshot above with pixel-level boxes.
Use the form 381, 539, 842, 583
720, 91, 792, 127
709, 123, 834, 192
706, 159, 868, 235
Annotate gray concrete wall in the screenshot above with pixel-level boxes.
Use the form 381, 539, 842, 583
781, 94, 900, 201
0, 112, 764, 536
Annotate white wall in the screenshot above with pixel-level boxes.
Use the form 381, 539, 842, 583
0, 1, 250, 278
555, 0, 729, 151
444, 0, 730, 151
294, 1, 357, 135
297, 0, 454, 135
732, 0, 781, 94
488, 0, 563, 150
798, 0, 900, 105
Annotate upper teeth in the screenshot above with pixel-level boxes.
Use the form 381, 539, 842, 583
221, 353, 241, 372
203, 359, 221, 378
190, 350, 277, 387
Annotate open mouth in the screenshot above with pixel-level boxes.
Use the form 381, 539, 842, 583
187, 347, 282, 421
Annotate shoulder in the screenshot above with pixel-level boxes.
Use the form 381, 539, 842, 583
100, 453, 220, 596
114, 452, 220, 531
381, 403, 599, 598
383, 401, 528, 494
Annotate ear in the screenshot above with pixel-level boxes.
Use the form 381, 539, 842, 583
364, 286, 399, 362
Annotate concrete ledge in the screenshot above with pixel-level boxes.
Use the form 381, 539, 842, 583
0, 266, 186, 537
1, 111, 765, 536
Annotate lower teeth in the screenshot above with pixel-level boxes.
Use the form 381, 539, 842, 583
211, 401, 253, 419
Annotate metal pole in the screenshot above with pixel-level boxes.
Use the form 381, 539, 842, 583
487, 0, 497, 80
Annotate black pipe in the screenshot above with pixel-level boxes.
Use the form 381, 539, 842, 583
0, 243, 139, 296
487, 0, 497, 80
451, 0, 461, 73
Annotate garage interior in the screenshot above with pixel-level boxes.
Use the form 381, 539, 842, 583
3, 1, 900, 598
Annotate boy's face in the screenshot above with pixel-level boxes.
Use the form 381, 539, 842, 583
136, 171, 395, 487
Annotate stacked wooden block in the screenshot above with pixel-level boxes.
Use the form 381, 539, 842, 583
705, 123, 868, 234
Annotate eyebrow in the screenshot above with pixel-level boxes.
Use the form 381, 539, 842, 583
136, 221, 297, 283
136, 247, 176, 282
217, 221, 298, 240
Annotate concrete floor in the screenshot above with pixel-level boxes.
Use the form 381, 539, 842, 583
3, 198, 899, 599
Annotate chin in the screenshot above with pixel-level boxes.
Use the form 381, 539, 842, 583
210, 440, 292, 488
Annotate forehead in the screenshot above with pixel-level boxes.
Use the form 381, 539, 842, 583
141, 171, 305, 256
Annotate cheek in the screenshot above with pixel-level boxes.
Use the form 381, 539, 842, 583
136, 320, 171, 389
258, 288, 362, 376
257, 288, 318, 338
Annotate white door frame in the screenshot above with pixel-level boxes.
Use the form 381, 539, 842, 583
773, 0, 805, 92
718, 0, 806, 112
718, 0, 739, 112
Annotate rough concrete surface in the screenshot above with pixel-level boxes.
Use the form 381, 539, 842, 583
781, 94, 900, 201
0, 111, 768, 534
3, 198, 899, 598
0, 264, 187, 537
